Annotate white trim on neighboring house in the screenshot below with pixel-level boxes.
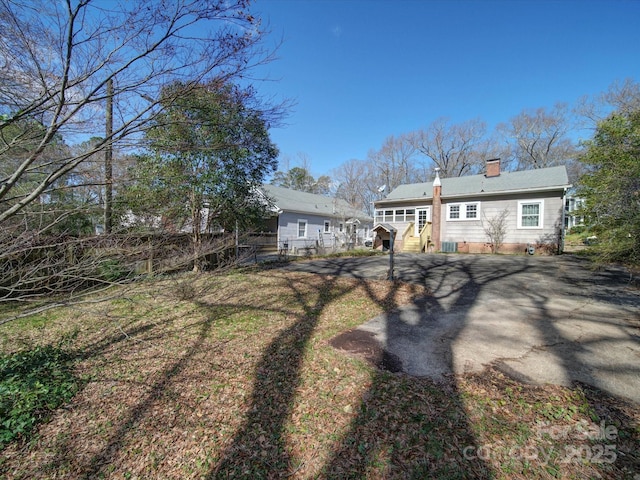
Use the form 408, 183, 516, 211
565, 196, 585, 229
446, 201, 480, 221
323, 220, 331, 233
517, 199, 544, 229
297, 219, 308, 238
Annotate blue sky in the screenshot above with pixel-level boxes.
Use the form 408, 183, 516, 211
251, 0, 640, 177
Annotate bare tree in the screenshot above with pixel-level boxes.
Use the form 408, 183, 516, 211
0, 0, 278, 310
497, 103, 577, 171
368, 134, 420, 191
332, 159, 372, 214
412, 117, 492, 178
0, 0, 274, 228
575, 78, 640, 126
332, 134, 422, 216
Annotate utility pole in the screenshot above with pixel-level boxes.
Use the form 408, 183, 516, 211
104, 78, 113, 233
388, 228, 395, 281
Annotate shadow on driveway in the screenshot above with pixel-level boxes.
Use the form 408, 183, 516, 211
283, 253, 640, 402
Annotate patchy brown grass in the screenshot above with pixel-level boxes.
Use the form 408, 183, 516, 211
0, 266, 638, 479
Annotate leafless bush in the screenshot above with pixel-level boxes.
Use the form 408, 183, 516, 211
482, 208, 509, 254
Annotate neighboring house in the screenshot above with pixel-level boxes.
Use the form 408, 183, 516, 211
259, 184, 373, 254
373, 159, 571, 254
565, 195, 585, 230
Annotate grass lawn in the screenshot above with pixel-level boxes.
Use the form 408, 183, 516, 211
0, 265, 638, 479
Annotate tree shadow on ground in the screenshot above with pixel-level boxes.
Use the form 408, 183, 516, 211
5, 253, 637, 478
208, 255, 537, 478
505, 264, 640, 477
77, 312, 219, 479
210, 273, 356, 477
320, 255, 531, 478
30, 277, 245, 477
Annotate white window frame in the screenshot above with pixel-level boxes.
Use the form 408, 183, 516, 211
517, 200, 544, 229
414, 207, 431, 236
323, 220, 331, 233
375, 207, 420, 223
446, 202, 480, 221
297, 219, 308, 238
405, 208, 416, 222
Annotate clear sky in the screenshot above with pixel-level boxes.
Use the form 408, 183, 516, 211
251, 0, 640, 178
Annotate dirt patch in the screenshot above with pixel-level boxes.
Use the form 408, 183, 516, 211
329, 328, 403, 373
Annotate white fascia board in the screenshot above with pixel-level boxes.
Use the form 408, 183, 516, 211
376, 186, 569, 206
375, 198, 431, 207
441, 185, 570, 200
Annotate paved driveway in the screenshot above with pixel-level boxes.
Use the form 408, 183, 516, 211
282, 254, 640, 403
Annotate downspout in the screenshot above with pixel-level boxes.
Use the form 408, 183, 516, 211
388, 228, 395, 281
432, 168, 442, 252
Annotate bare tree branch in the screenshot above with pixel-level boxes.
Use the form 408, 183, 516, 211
497, 103, 576, 171
412, 118, 492, 177
1, 0, 275, 223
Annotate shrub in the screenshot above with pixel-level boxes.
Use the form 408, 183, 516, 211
97, 259, 129, 282
0, 345, 80, 448
568, 225, 586, 235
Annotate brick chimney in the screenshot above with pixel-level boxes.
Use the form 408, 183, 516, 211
485, 158, 501, 178
431, 168, 441, 251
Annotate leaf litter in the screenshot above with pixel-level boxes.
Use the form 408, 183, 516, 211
0, 267, 637, 479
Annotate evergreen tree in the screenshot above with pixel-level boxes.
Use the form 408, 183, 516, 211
578, 109, 640, 264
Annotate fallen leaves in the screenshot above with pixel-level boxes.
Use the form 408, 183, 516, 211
0, 268, 637, 479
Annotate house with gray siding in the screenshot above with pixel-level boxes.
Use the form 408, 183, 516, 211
373, 159, 571, 254
259, 184, 373, 254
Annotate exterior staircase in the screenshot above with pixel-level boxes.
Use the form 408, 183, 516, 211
403, 235, 422, 253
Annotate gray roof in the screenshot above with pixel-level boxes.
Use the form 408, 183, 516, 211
260, 184, 371, 220
381, 165, 570, 203
373, 223, 397, 233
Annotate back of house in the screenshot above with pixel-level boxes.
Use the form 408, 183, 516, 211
373, 159, 571, 254
260, 184, 373, 254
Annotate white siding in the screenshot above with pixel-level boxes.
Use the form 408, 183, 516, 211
376, 193, 565, 247
440, 192, 564, 244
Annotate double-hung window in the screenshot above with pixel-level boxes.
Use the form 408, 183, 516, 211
518, 200, 544, 228
297, 219, 307, 238
465, 203, 478, 219
323, 220, 331, 233
447, 202, 480, 221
